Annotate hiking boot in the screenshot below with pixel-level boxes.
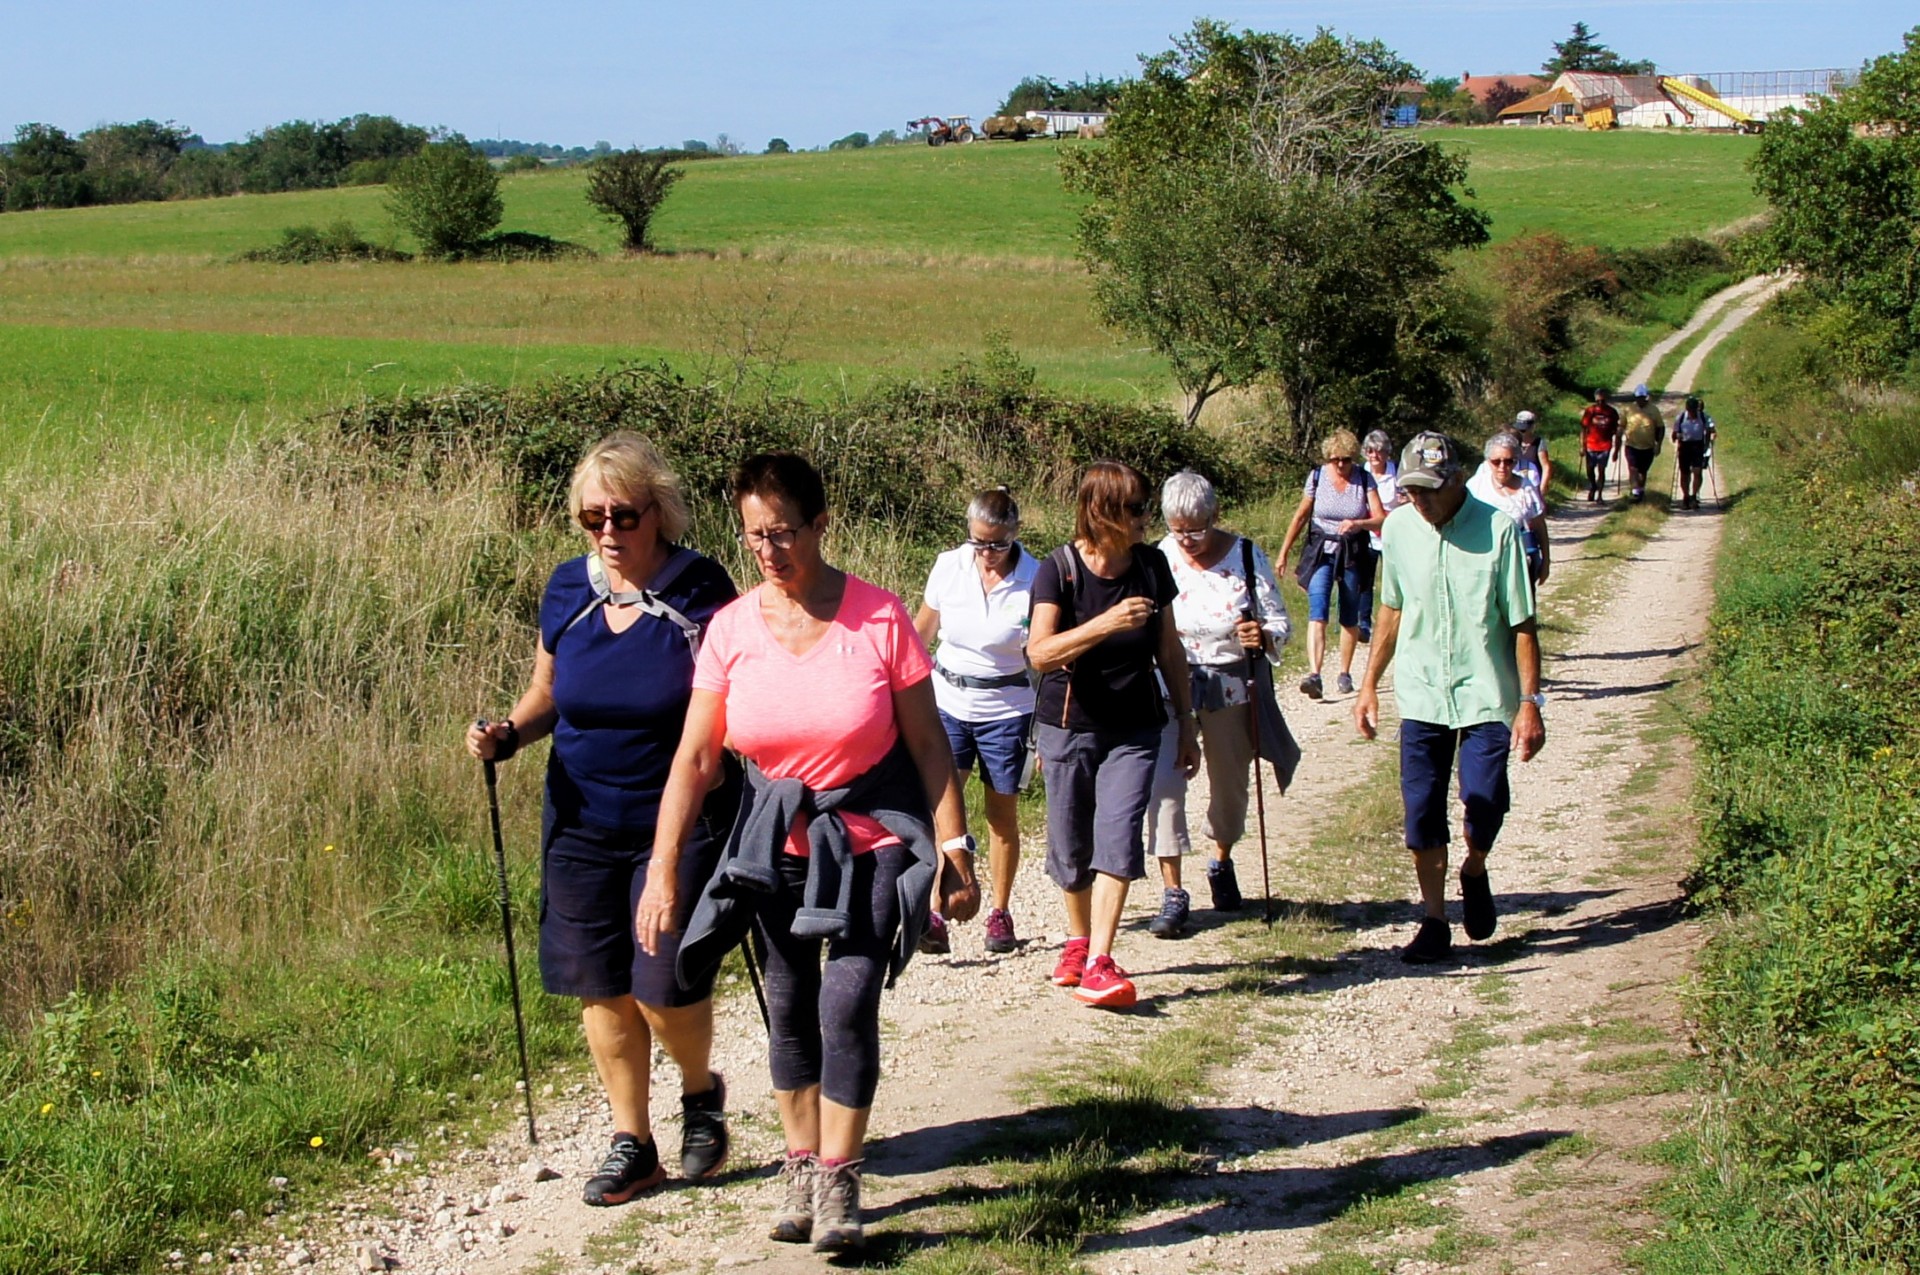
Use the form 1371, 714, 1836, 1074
1147, 887, 1190, 939
1336, 672, 1355, 696
917, 911, 950, 955
811, 1158, 865, 1253
1206, 858, 1244, 912
582, 1134, 665, 1206
1399, 916, 1453, 966
1299, 672, 1323, 700
1051, 936, 1090, 987
1358, 626, 1372, 644
1073, 954, 1138, 1009
1460, 869, 1497, 942
984, 907, 1018, 954
679, 1073, 729, 1180
769, 1152, 815, 1243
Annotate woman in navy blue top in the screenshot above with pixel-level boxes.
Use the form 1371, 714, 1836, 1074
466, 432, 739, 1208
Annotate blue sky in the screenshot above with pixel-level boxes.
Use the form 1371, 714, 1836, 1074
3, 1, 1912, 150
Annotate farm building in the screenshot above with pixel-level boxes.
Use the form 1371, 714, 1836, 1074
1459, 73, 1547, 108
1498, 68, 1856, 129
1023, 109, 1110, 137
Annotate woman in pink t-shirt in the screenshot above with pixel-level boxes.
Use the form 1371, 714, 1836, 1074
646, 453, 979, 1255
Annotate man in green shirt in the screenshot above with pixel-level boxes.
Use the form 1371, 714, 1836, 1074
1355, 433, 1547, 964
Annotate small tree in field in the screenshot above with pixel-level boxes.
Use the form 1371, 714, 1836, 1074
585, 151, 683, 253
1063, 20, 1489, 433
385, 139, 501, 257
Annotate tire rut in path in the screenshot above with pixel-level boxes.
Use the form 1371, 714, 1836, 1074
293, 280, 1774, 1275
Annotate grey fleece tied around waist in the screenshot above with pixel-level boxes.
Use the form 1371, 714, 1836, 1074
677, 738, 938, 991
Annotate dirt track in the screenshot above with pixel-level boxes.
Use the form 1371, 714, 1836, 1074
271, 285, 1765, 1275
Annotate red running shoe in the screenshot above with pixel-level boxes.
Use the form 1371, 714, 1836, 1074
1051, 936, 1090, 987
1073, 955, 1137, 1009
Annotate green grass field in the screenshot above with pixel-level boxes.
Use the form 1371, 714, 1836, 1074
0, 128, 1762, 451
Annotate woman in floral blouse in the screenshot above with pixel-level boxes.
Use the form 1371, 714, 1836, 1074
1142, 470, 1292, 938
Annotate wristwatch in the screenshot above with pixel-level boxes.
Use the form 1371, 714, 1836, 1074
1520, 692, 1546, 709
940, 834, 978, 855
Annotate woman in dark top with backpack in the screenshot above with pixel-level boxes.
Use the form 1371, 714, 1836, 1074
465, 432, 740, 1208
1027, 460, 1200, 1009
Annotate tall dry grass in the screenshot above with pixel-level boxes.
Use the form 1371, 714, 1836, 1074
0, 428, 1058, 1029
0, 444, 565, 1025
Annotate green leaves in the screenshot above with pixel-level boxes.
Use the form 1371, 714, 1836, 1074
1750, 25, 1920, 377
1062, 19, 1488, 435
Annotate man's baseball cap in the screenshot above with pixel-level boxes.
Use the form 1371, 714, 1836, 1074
1514, 409, 1536, 426
1399, 431, 1462, 490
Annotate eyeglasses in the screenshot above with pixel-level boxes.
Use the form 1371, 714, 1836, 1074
577, 502, 653, 533
1168, 526, 1212, 543
1487, 457, 1516, 468
1328, 456, 1355, 465
1123, 501, 1152, 517
739, 526, 804, 552
967, 538, 1015, 553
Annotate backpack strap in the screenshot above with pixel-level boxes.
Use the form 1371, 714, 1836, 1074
1239, 536, 1262, 623
557, 548, 706, 659
1047, 544, 1081, 728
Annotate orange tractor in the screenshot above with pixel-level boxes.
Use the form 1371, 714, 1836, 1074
908, 116, 976, 145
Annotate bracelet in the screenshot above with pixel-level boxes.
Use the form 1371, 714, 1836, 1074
495, 719, 520, 761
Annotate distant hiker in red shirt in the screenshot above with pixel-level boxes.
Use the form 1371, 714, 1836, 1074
1579, 389, 1621, 502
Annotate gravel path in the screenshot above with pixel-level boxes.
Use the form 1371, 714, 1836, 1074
236, 285, 1768, 1275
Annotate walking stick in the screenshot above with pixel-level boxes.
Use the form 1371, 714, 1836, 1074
478, 727, 539, 1146
1707, 446, 1722, 508
739, 935, 770, 1030
1242, 610, 1275, 926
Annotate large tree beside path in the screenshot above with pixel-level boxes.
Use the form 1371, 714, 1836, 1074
1062, 21, 1489, 437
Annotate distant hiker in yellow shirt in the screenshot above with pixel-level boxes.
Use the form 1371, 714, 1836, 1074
1620, 385, 1666, 504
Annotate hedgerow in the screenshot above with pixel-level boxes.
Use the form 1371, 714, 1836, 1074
1647, 316, 1920, 1271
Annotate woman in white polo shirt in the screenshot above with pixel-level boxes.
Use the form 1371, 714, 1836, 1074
913, 488, 1039, 955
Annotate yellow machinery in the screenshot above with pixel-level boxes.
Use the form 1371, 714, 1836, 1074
1661, 77, 1758, 129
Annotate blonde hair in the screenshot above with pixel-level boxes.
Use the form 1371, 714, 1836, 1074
1321, 430, 1360, 461
567, 432, 691, 542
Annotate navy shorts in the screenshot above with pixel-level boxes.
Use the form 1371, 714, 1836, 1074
1625, 445, 1657, 475
940, 708, 1032, 795
538, 788, 734, 1006
1399, 719, 1513, 853
1677, 439, 1708, 471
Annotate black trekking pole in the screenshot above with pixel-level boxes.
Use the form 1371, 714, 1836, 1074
1242, 610, 1275, 927
1707, 447, 1722, 508
738, 936, 770, 1031
478, 723, 538, 1146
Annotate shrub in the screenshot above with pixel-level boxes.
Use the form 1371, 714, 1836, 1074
498, 153, 543, 174
331, 355, 1254, 536
584, 151, 683, 253
1652, 317, 1920, 1272
238, 220, 410, 264
384, 139, 502, 258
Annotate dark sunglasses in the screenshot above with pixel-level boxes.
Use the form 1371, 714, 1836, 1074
1487, 457, 1516, 467
1328, 455, 1355, 465
577, 502, 653, 533
1124, 501, 1152, 517
967, 538, 1015, 553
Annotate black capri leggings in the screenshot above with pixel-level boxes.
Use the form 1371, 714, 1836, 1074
755, 844, 908, 1109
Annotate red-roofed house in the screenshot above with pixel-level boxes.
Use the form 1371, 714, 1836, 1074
1459, 73, 1547, 108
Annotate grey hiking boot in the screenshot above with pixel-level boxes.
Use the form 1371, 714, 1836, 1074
679, 1073, 728, 1180
811, 1158, 865, 1253
1147, 887, 1191, 939
1206, 858, 1244, 912
769, 1152, 815, 1243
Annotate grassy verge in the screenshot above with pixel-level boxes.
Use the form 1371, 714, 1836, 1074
1637, 316, 1920, 1272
